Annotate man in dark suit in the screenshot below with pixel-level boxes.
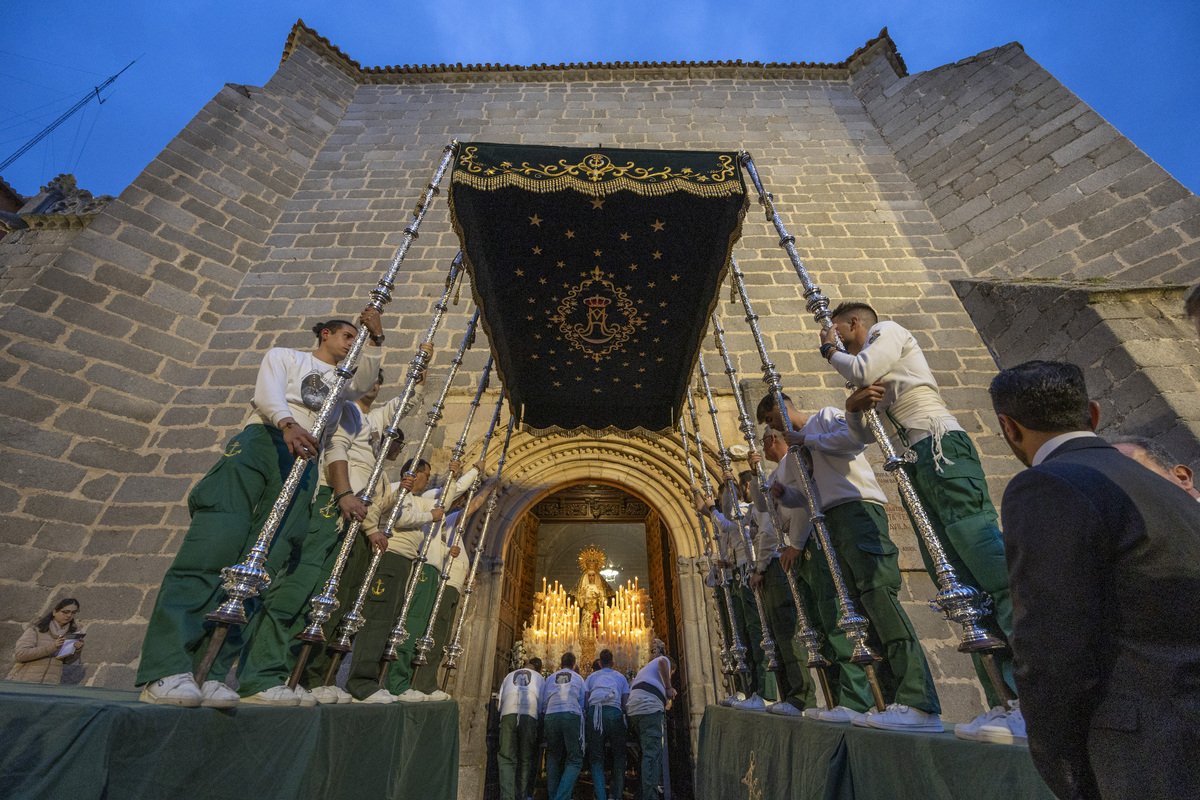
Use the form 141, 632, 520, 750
989, 360, 1200, 800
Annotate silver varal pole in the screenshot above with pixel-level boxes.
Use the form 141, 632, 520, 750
288, 256, 464, 689
411, 368, 500, 675
440, 411, 516, 692
380, 327, 488, 684
696, 355, 783, 678
738, 153, 1007, 670
324, 308, 480, 681
194, 140, 459, 685
708, 312, 852, 710
677, 413, 732, 690
716, 285, 887, 711
685, 389, 749, 681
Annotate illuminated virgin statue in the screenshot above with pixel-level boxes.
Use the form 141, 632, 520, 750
574, 544, 615, 630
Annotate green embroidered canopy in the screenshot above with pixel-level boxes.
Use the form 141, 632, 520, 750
450, 142, 746, 431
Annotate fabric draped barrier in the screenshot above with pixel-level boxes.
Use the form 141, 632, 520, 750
449, 141, 747, 431
0, 683, 458, 800
697, 706, 1055, 800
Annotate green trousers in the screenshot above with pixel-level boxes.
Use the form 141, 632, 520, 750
585, 705, 626, 800
793, 536, 876, 713
302, 530, 373, 689
237, 485, 347, 695
136, 425, 316, 686
344, 552, 437, 699
757, 558, 816, 709
413, 584, 458, 694
729, 576, 770, 699
902, 430, 1015, 707
628, 711, 665, 800
824, 501, 941, 714
498, 713, 540, 800
545, 711, 584, 800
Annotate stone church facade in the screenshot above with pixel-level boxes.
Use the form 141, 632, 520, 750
1, 20, 1197, 794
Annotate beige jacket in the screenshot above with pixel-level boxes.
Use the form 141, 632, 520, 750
7, 623, 80, 684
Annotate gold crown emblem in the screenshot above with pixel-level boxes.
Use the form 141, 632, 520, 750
583, 294, 611, 308
578, 544, 606, 573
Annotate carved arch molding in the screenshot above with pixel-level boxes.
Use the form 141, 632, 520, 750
463, 429, 721, 562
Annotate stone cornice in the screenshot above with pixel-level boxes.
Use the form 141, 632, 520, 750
281, 19, 907, 85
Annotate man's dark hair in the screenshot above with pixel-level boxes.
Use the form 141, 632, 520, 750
599, 649, 614, 667
528, 657, 543, 673
402, 458, 430, 475
755, 391, 792, 424
560, 652, 576, 669
311, 319, 356, 342
592, 659, 601, 672
1109, 435, 1180, 472
829, 302, 878, 326
377, 369, 385, 385
1185, 283, 1200, 319
989, 361, 1092, 432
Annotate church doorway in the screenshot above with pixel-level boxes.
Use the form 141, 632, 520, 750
489, 481, 694, 798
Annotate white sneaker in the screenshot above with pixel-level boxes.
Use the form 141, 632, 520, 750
768, 701, 803, 717
719, 692, 745, 707
425, 690, 452, 702
199, 680, 239, 709
241, 685, 302, 706
732, 692, 766, 712
293, 686, 318, 707
818, 706, 866, 724
802, 707, 823, 720
396, 688, 428, 703
139, 673, 202, 707
953, 705, 1008, 742
355, 689, 398, 704
978, 707, 1027, 745
309, 686, 341, 705
333, 686, 354, 704
864, 703, 943, 733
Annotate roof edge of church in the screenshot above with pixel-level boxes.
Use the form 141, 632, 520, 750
281, 20, 907, 84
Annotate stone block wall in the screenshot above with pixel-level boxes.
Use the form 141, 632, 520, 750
851, 41, 1200, 285
0, 43, 358, 686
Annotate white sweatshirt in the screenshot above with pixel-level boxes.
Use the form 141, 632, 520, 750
827, 321, 963, 449
428, 508, 471, 591
711, 499, 781, 574
794, 407, 888, 510
380, 470, 478, 560
250, 346, 382, 436
325, 385, 425, 492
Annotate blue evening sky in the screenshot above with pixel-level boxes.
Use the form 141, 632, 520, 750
1, 1, 1197, 198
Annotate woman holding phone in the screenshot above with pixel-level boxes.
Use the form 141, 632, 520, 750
8, 598, 84, 684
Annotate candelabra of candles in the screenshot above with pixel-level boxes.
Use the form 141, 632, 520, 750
593, 579, 653, 676
522, 579, 581, 673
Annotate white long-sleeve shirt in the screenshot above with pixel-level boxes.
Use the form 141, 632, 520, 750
377, 470, 478, 559
249, 346, 381, 436
711, 499, 780, 574
428, 508, 471, 591
827, 321, 963, 449
499, 667, 544, 718
793, 407, 888, 510
325, 385, 426, 493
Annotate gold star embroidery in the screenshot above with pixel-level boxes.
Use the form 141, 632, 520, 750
556, 261, 565, 268
539, 277, 547, 284
550, 366, 556, 371
661, 319, 669, 324
613, 377, 620, 382
648, 282, 656, 288
532, 247, 541, 255
620, 232, 630, 241
516, 269, 524, 276
629, 263, 637, 271
535, 334, 542, 339
528, 298, 535, 303
531, 354, 539, 359
652, 338, 660, 343
671, 274, 679, 281
566, 361, 573, 366
594, 366, 601, 372
553, 381, 561, 387
659, 301, 667, 307
590, 198, 604, 210
594, 249, 602, 257
622, 362, 629, 367
656, 357, 663, 362
593, 388, 601, 393
575, 376, 582, 381
565, 230, 575, 239
652, 251, 662, 260
635, 383, 642, 388
529, 215, 543, 226
549, 349, 556, 354
638, 367, 645, 372
639, 352, 646, 356
526, 315, 533, 320
652, 220, 665, 231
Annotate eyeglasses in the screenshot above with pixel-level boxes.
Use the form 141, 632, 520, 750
57, 609, 78, 615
